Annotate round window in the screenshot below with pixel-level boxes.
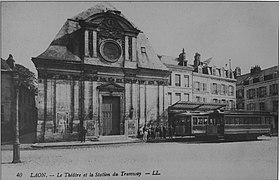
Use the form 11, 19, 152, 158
99, 40, 122, 63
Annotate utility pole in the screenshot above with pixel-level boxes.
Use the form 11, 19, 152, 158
12, 72, 21, 163
78, 20, 86, 141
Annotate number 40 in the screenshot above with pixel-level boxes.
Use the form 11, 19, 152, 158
16, 173, 23, 177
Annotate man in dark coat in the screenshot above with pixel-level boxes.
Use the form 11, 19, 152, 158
81, 126, 87, 143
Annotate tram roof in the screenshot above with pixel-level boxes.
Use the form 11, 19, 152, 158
169, 101, 226, 112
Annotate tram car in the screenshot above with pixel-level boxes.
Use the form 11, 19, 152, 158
171, 110, 273, 140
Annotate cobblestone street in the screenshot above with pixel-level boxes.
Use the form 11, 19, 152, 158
2, 136, 277, 180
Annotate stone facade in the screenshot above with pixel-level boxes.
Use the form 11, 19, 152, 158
1, 55, 37, 143
32, 3, 170, 142
236, 65, 278, 133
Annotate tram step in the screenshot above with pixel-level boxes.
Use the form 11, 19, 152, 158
218, 136, 225, 140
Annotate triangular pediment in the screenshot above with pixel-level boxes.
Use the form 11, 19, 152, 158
85, 12, 140, 36
97, 82, 124, 92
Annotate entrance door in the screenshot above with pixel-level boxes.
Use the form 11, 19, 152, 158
102, 96, 120, 135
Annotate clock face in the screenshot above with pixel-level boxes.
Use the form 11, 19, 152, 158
100, 40, 122, 63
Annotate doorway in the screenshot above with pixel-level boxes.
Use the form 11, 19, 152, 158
102, 96, 120, 135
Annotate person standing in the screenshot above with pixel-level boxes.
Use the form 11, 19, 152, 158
143, 125, 148, 142
81, 126, 87, 143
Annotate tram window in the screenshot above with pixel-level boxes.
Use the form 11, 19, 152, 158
193, 117, 198, 125
235, 117, 240, 124
231, 118, 234, 124
265, 117, 271, 124
248, 117, 255, 124
186, 116, 190, 122
226, 118, 229, 124
257, 117, 261, 124
244, 118, 248, 124
204, 118, 208, 125
231, 118, 235, 124
215, 118, 218, 125
239, 117, 243, 124
198, 118, 203, 125
216, 118, 220, 125
226, 117, 232, 124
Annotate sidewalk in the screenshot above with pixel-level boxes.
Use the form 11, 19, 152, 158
1, 137, 142, 151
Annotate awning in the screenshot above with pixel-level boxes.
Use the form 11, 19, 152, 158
169, 101, 227, 113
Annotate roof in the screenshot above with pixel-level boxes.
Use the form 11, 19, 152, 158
137, 34, 168, 71
159, 55, 180, 66
1, 58, 12, 71
237, 65, 278, 84
169, 101, 227, 113
34, 2, 167, 71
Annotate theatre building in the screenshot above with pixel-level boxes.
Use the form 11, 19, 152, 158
32, 3, 170, 142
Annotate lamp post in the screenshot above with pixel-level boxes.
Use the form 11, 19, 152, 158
12, 72, 21, 163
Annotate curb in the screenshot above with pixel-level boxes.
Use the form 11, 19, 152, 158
31, 140, 142, 149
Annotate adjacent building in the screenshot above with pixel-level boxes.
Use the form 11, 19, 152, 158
236, 65, 278, 133
1, 55, 37, 143
159, 49, 194, 106
159, 50, 237, 109
32, 3, 170, 142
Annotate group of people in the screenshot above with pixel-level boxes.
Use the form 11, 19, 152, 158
141, 124, 167, 142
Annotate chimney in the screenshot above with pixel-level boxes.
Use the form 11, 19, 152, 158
6, 54, 15, 69
194, 52, 201, 67
235, 67, 241, 77
250, 65, 261, 75
178, 48, 187, 66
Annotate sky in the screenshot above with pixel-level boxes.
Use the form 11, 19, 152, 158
1, 2, 279, 75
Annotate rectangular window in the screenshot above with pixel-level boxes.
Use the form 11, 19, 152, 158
193, 117, 198, 125
228, 85, 234, 96
237, 89, 244, 98
270, 84, 278, 95
203, 83, 207, 91
259, 102, 265, 111
1, 105, 4, 122
175, 93, 181, 102
196, 96, 201, 102
175, 74, 181, 87
221, 84, 225, 95
203, 98, 206, 102
128, 37, 132, 61
195, 82, 200, 91
24, 112, 27, 124
168, 92, 172, 106
213, 99, 218, 103
273, 101, 278, 112
184, 93, 189, 101
259, 86, 267, 97
212, 83, 217, 94
247, 103, 255, 111
247, 89, 256, 99
88, 30, 93, 57
184, 75, 189, 87
168, 74, 172, 86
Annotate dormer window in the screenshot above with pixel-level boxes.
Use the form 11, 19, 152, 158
141, 47, 146, 53
212, 68, 216, 76
198, 66, 202, 73
273, 72, 278, 78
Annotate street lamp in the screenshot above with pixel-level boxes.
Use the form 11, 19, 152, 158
12, 72, 21, 163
